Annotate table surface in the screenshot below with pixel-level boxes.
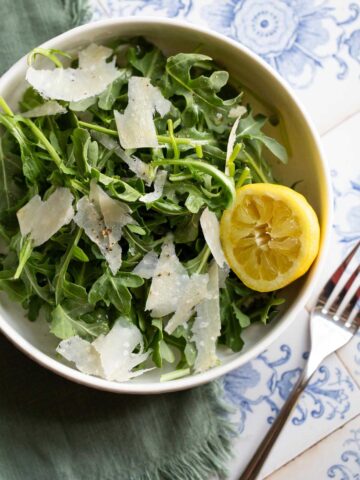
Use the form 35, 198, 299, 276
91, 1, 360, 478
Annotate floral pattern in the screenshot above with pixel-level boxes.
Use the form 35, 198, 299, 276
92, 0, 360, 89
202, 0, 360, 88
346, 28, 360, 63
94, 0, 192, 18
223, 345, 355, 432
331, 170, 360, 245
327, 428, 360, 479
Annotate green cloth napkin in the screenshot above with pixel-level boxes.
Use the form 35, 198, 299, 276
0, 2, 234, 479
0, 335, 233, 480
0, 0, 90, 75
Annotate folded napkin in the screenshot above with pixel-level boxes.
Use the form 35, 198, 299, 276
0, 1, 234, 479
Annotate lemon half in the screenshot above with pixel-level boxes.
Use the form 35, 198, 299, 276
220, 183, 320, 292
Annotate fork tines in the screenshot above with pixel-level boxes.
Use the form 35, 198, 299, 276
317, 241, 360, 329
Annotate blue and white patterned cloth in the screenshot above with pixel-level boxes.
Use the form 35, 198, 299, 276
90, 1, 360, 477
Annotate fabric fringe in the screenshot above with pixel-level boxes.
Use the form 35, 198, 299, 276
134, 381, 236, 480
62, 0, 92, 28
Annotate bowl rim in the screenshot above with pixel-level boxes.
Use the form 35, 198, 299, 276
0, 16, 332, 394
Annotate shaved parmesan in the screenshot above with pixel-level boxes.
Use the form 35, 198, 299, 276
17, 187, 74, 246
218, 264, 230, 288
229, 105, 247, 118
89, 179, 134, 239
21, 100, 66, 118
93, 318, 151, 381
225, 116, 241, 175
192, 261, 221, 372
91, 131, 154, 185
78, 44, 114, 69
115, 76, 171, 149
57, 319, 152, 382
74, 195, 122, 274
145, 236, 189, 318
73, 181, 134, 274
140, 170, 167, 203
26, 43, 120, 102
57, 336, 104, 377
165, 273, 209, 335
200, 208, 227, 268
132, 251, 159, 279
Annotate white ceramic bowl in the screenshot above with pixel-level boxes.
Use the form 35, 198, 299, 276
0, 18, 331, 394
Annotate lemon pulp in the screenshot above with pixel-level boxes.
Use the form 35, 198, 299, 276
220, 183, 320, 292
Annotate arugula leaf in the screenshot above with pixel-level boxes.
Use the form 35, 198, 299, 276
22, 265, 51, 304
54, 229, 82, 304
0, 134, 23, 215
72, 245, 89, 262
71, 128, 98, 176
259, 296, 286, 324
0, 114, 42, 182
128, 47, 166, 81
0, 271, 29, 303
233, 304, 251, 328
88, 270, 137, 314
185, 245, 211, 275
237, 113, 267, 137
174, 213, 201, 243
151, 319, 175, 368
219, 285, 244, 352
166, 53, 241, 132
14, 235, 33, 279
237, 112, 288, 163
18, 87, 45, 111
153, 158, 236, 208
98, 69, 132, 110
255, 135, 288, 163
50, 304, 108, 340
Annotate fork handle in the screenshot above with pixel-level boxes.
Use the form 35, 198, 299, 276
239, 364, 315, 480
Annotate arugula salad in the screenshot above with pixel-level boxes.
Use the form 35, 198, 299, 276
0, 38, 287, 382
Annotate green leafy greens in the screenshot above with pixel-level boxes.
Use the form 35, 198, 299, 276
0, 37, 286, 379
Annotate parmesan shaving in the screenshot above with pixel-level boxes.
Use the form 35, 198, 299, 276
91, 131, 154, 185
89, 179, 134, 239
192, 261, 221, 372
218, 264, 230, 288
139, 170, 167, 203
26, 43, 120, 102
93, 319, 152, 381
57, 336, 104, 377
57, 319, 152, 382
229, 105, 247, 118
21, 100, 67, 118
17, 187, 74, 246
164, 274, 209, 335
114, 76, 171, 149
73, 181, 134, 274
132, 251, 159, 279
200, 208, 227, 268
74, 195, 122, 274
78, 44, 114, 69
225, 116, 241, 175
145, 236, 189, 318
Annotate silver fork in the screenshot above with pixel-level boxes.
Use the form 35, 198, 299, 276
240, 241, 360, 480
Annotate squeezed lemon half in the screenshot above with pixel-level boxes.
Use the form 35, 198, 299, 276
220, 183, 320, 292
